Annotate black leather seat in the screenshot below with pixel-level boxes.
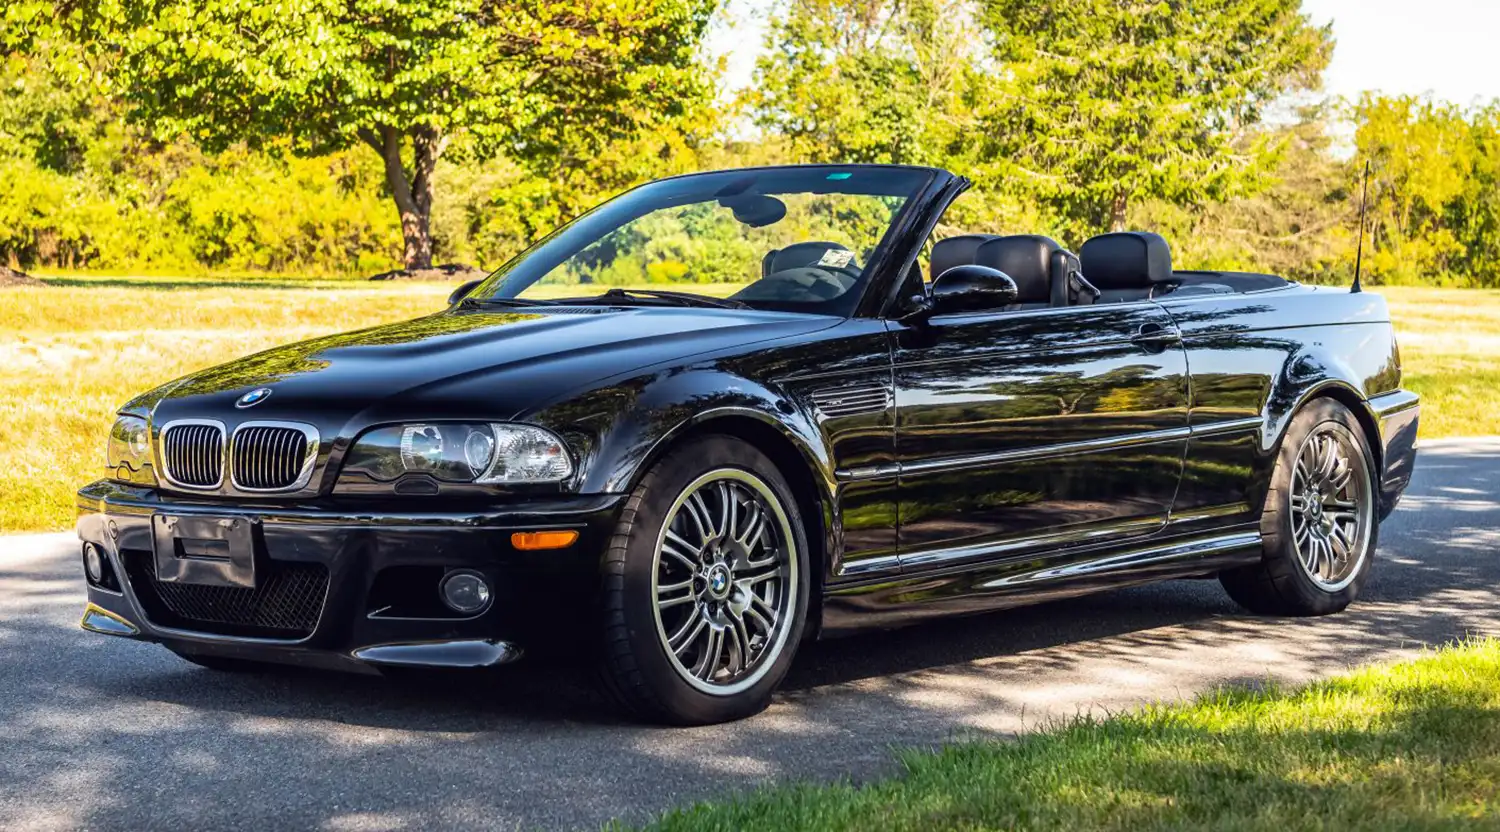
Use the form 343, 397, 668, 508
1078, 231, 1176, 303
930, 233, 1092, 309
973, 235, 1060, 309
929, 234, 1002, 284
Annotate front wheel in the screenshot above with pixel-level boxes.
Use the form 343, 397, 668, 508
1221, 399, 1379, 615
598, 436, 809, 725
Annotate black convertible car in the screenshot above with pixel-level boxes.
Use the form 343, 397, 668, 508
78, 165, 1419, 724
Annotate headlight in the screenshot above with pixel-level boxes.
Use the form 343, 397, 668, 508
342, 423, 573, 485
106, 415, 155, 484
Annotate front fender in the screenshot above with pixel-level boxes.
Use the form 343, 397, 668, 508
527, 367, 834, 498
525, 368, 841, 622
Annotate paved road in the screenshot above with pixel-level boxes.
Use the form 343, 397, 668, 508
2, 439, 1497, 831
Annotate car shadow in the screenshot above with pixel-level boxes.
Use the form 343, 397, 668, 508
3, 436, 1497, 831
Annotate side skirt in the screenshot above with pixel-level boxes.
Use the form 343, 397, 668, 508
819, 527, 1263, 636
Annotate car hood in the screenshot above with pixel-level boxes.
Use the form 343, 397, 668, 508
137, 305, 839, 429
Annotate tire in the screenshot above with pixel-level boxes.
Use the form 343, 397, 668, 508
598, 435, 811, 725
169, 649, 271, 673
1220, 398, 1379, 616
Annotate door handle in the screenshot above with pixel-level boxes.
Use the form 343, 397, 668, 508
1132, 323, 1182, 348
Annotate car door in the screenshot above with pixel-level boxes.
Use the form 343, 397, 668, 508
889, 302, 1190, 572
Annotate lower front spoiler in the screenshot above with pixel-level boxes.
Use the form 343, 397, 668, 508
81, 602, 524, 672
352, 639, 522, 669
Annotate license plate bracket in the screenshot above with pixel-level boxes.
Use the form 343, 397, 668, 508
152, 514, 257, 588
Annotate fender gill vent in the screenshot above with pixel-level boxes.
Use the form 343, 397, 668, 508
810, 385, 893, 419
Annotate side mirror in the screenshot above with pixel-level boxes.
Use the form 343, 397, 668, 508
448, 279, 482, 306
922, 265, 1019, 317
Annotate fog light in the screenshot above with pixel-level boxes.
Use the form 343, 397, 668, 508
439, 570, 492, 615
83, 543, 104, 583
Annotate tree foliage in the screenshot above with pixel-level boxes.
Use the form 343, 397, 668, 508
752, 0, 984, 166
2, 0, 1499, 287
65, 0, 714, 269
1355, 95, 1492, 284
1133, 106, 1354, 282
979, 0, 1332, 235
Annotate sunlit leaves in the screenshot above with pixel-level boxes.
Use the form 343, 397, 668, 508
978, 0, 1333, 236
1348, 96, 1500, 286
50, 0, 708, 168
751, 0, 987, 167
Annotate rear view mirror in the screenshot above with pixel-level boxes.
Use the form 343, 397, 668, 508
718, 195, 788, 228
924, 265, 1019, 316
448, 279, 482, 306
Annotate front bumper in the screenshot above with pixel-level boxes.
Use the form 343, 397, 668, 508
75, 480, 624, 672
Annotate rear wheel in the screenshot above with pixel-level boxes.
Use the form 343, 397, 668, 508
1221, 399, 1378, 615
598, 435, 809, 725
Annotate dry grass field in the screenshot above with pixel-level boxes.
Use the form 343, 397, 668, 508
1, 280, 1494, 533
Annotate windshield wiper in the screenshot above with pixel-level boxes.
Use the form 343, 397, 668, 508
582, 288, 749, 309
460, 296, 558, 308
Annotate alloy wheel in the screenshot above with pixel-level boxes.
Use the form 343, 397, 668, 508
1289, 422, 1373, 592
651, 468, 798, 696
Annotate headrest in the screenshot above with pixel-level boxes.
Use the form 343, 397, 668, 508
975, 235, 1061, 303
1079, 232, 1174, 289
929, 234, 998, 282
763, 241, 854, 276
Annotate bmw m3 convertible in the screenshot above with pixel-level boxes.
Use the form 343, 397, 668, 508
77, 164, 1420, 724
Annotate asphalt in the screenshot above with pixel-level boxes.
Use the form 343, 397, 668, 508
1, 438, 1497, 831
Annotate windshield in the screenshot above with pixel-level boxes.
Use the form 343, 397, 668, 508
470, 166, 934, 315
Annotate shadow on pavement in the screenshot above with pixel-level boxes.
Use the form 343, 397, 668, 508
0, 439, 1494, 830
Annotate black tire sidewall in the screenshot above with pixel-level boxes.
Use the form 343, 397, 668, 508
1261, 399, 1380, 614
610, 435, 810, 724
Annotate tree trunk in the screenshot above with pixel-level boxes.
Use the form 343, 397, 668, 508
360, 126, 446, 271
1109, 190, 1129, 233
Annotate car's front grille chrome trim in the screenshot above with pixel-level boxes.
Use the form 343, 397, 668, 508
156, 419, 318, 494
158, 420, 227, 490
230, 421, 320, 493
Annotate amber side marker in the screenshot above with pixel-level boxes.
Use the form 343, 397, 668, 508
511, 530, 579, 550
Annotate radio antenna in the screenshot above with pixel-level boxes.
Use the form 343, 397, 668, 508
1352, 160, 1370, 294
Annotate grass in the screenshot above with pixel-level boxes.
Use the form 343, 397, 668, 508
1381, 287, 1500, 438
0, 280, 1494, 533
0, 278, 744, 533
0, 280, 451, 533
637, 640, 1500, 831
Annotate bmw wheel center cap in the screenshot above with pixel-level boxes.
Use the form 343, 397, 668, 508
236, 387, 273, 408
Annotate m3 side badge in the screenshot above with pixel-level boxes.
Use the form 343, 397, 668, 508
236, 387, 273, 408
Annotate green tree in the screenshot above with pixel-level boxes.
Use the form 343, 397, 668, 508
979, 0, 1332, 235
1447, 104, 1500, 286
67, 0, 714, 270
1135, 106, 1355, 282
752, 0, 985, 165
1355, 94, 1476, 284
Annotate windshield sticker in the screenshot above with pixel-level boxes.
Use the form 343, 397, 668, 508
817, 249, 855, 269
